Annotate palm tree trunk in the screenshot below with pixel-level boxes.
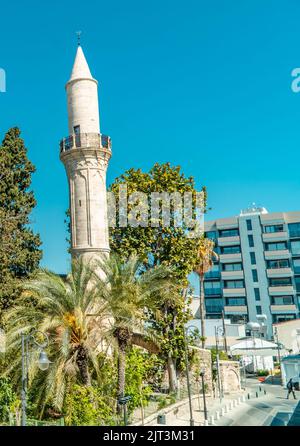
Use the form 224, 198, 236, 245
199, 275, 206, 348
167, 353, 178, 393
117, 340, 127, 414
76, 345, 91, 386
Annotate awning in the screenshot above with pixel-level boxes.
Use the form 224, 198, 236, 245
230, 337, 281, 357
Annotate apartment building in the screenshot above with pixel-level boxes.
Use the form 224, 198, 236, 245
202, 205, 300, 338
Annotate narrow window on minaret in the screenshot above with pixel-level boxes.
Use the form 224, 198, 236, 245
79, 200, 82, 207
74, 125, 81, 148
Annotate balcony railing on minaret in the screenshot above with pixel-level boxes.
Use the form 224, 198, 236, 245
60, 133, 112, 153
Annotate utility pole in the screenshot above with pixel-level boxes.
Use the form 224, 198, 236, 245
274, 327, 283, 386
221, 310, 228, 354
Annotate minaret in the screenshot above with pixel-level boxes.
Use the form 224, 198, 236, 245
60, 45, 112, 261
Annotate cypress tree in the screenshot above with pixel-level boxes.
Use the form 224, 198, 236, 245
0, 127, 42, 315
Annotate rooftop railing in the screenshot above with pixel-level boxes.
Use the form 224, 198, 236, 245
60, 132, 112, 153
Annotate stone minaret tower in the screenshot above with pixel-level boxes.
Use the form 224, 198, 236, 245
60, 45, 112, 261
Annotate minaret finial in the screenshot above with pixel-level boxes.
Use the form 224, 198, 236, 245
76, 31, 82, 46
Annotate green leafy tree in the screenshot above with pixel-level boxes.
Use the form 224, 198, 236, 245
124, 348, 154, 414
109, 162, 206, 280
109, 163, 206, 392
0, 127, 42, 315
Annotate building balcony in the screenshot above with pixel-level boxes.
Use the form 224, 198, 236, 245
218, 236, 240, 246
219, 253, 242, 263
221, 270, 244, 280
60, 132, 112, 153
266, 268, 293, 278
262, 232, 288, 243
268, 285, 295, 295
264, 250, 290, 260
270, 304, 297, 313
223, 288, 246, 297
224, 305, 248, 314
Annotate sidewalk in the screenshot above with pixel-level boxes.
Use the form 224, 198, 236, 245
141, 377, 299, 426
146, 389, 247, 426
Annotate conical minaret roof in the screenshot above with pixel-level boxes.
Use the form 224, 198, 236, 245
67, 45, 95, 83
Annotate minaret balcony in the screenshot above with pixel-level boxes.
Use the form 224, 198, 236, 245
60, 132, 112, 154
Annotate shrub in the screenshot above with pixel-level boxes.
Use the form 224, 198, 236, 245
0, 378, 18, 423
257, 369, 269, 377
63, 384, 115, 426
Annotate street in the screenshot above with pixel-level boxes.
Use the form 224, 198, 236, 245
215, 377, 298, 426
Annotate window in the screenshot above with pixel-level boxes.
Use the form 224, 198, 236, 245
293, 259, 300, 274
272, 314, 296, 323
226, 298, 246, 306
205, 264, 220, 279
74, 125, 81, 148
265, 242, 287, 251
219, 229, 239, 238
267, 259, 290, 269
250, 252, 256, 265
264, 224, 284, 233
289, 223, 300, 238
254, 288, 260, 301
248, 235, 254, 247
221, 246, 241, 254
205, 298, 224, 313
229, 315, 249, 324
252, 269, 258, 282
223, 263, 243, 271
204, 281, 221, 296
246, 219, 252, 231
291, 241, 300, 255
224, 280, 244, 289
295, 277, 300, 292
206, 231, 217, 240
256, 306, 262, 315
269, 278, 292, 287
272, 296, 294, 305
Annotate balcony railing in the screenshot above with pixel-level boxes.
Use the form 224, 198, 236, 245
60, 132, 112, 153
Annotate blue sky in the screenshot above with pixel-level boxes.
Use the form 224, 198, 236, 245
0, 0, 300, 273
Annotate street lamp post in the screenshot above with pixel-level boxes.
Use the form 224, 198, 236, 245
183, 326, 195, 426
221, 311, 228, 354
21, 330, 51, 426
215, 325, 224, 402
274, 327, 283, 385
246, 322, 261, 373
118, 396, 132, 426
200, 368, 208, 422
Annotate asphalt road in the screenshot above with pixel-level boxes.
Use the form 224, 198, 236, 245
216, 378, 298, 426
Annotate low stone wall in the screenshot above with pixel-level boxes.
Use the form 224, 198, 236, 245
219, 360, 241, 394
192, 348, 213, 394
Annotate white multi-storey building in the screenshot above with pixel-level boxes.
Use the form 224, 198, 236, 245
196, 206, 300, 338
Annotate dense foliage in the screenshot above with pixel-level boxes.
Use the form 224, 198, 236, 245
108, 163, 206, 391
0, 128, 42, 316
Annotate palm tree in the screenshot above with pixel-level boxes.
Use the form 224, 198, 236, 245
2, 258, 110, 414
194, 238, 218, 348
93, 254, 176, 411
